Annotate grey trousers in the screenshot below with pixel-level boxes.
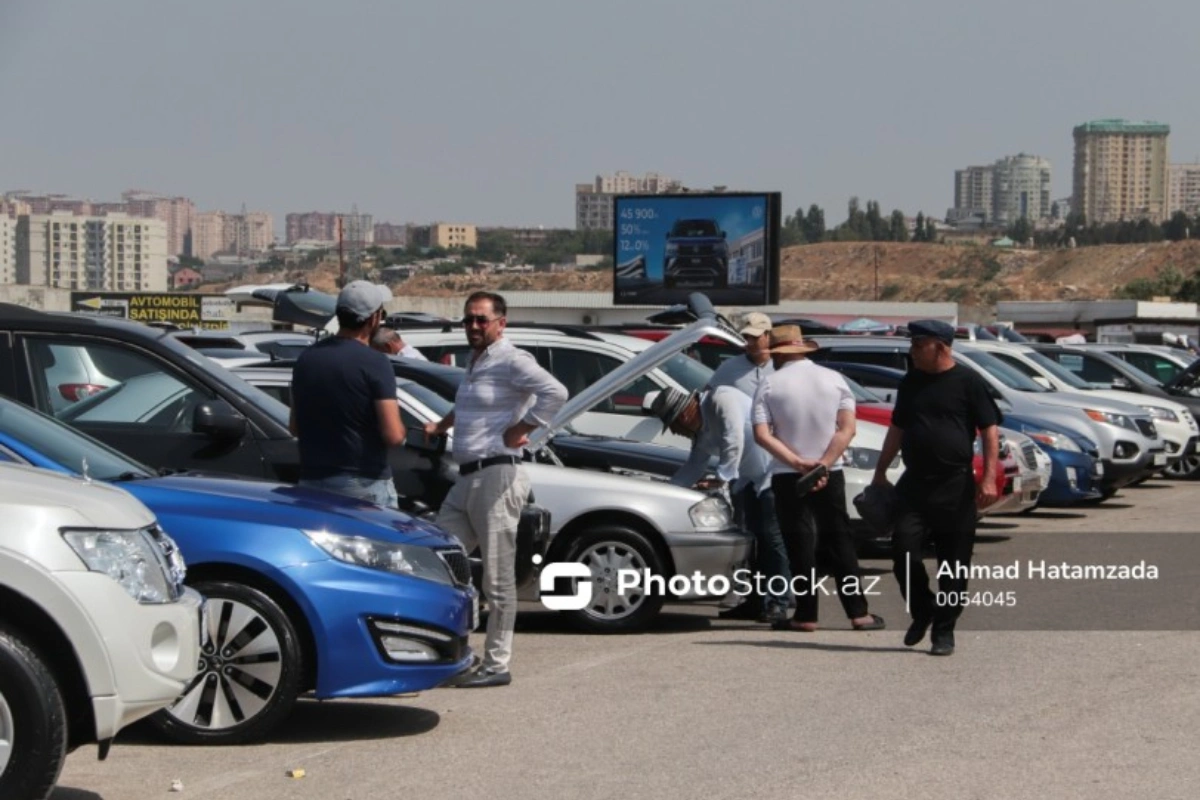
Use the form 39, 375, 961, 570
435, 463, 530, 673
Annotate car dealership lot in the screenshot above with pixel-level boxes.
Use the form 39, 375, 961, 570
56, 482, 1200, 800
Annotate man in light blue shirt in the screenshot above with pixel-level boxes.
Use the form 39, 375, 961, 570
647, 385, 789, 623
707, 311, 774, 397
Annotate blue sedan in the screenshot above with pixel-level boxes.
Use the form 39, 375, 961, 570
0, 397, 475, 745
1003, 412, 1104, 506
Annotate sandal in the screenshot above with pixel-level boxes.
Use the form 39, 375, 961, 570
852, 613, 886, 631
772, 619, 818, 632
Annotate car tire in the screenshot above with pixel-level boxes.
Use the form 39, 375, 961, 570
561, 526, 666, 634
150, 582, 302, 745
0, 627, 68, 800
1163, 454, 1200, 480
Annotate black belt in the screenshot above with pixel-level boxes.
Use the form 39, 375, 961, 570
459, 455, 521, 476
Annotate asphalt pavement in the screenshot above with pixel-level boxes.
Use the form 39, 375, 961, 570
56, 479, 1200, 800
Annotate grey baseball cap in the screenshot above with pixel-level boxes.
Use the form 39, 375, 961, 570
336, 281, 391, 321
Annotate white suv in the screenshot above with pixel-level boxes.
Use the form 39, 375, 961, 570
0, 463, 203, 799
400, 326, 718, 448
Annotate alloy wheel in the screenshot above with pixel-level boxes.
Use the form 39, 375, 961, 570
166, 597, 283, 732
0, 690, 13, 776
577, 541, 649, 621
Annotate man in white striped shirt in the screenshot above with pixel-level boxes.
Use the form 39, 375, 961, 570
425, 291, 567, 687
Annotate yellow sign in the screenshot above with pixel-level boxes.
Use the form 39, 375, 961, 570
70, 292, 234, 330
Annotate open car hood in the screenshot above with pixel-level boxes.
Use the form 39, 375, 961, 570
527, 293, 744, 448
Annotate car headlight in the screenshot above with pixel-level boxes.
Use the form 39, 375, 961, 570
1084, 408, 1136, 431
304, 530, 453, 585
1141, 405, 1179, 422
1023, 429, 1083, 453
62, 528, 175, 604
688, 496, 732, 530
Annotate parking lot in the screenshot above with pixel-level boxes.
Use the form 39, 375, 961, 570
55, 480, 1200, 800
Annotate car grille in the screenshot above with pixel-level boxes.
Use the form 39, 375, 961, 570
437, 547, 472, 587
1020, 443, 1039, 470
1134, 418, 1158, 439
145, 524, 187, 600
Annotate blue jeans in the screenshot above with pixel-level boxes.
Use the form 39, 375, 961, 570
737, 485, 791, 611
299, 474, 398, 508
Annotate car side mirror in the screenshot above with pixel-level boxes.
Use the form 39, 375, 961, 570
1110, 376, 1134, 391
1032, 376, 1053, 390
193, 399, 247, 440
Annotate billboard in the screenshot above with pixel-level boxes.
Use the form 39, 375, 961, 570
613, 192, 781, 306
69, 292, 234, 330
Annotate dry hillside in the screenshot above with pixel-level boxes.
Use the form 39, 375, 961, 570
204, 240, 1200, 304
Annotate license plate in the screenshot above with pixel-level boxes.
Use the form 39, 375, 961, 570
1154, 453, 1167, 466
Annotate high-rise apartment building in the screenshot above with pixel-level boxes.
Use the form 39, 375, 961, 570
192, 210, 274, 260
373, 223, 408, 246
0, 216, 16, 284
1169, 163, 1200, 216
15, 212, 168, 291
951, 166, 994, 223
992, 154, 1052, 226
122, 191, 194, 257
575, 171, 682, 230
1072, 119, 1170, 223
950, 155, 1051, 226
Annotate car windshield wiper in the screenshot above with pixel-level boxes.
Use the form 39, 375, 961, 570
114, 471, 152, 482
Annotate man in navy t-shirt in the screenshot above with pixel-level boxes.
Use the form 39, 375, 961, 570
290, 281, 406, 506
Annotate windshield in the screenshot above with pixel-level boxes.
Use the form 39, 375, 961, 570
657, 352, 716, 392
961, 351, 1051, 392
1116, 358, 1165, 388
1020, 350, 1091, 390
0, 398, 151, 481
670, 220, 719, 237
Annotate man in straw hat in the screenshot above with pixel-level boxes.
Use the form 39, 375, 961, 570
645, 384, 786, 623
752, 325, 885, 633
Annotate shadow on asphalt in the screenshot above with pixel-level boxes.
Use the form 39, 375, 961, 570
514, 609, 714, 635
1124, 482, 1172, 490
1021, 510, 1088, 520
977, 520, 1020, 530
1085, 502, 1134, 510
119, 702, 441, 746
50, 789, 103, 800
697, 639, 914, 654
975, 534, 1013, 545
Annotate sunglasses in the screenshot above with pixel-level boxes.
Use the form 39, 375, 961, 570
462, 315, 501, 328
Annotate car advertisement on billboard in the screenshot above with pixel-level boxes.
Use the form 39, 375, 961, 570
613, 192, 781, 306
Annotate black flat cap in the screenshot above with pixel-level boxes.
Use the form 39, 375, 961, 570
908, 319, 955, 345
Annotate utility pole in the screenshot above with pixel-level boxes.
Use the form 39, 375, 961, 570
873, 247, 879, 301
337, 215, 345, 287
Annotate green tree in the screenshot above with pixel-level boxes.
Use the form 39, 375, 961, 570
924, 216, 938, 243
1007, 216, 1033, 244
913, 212, 927, 242
804, 204, 826, 243
1163, 211, 1191, 241
889, 209, 909, 242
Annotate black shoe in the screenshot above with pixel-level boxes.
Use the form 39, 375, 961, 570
904, 616, 931, 647
758, 605, 790, 625
449, 667, 512, 687
930, 631, 955, 656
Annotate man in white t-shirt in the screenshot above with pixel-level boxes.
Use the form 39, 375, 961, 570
752, 325, 884, 633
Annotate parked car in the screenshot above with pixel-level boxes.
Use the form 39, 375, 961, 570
967, 341, 1200, 479
808, 336, 1165, 497
237, 305, 756, 634
1085, 343, 1196, 384
0, 463, 202, 797
663, 218, 729, 290
0, 396, 476, 744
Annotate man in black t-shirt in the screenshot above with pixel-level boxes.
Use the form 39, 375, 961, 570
872, 320, 1001, 656
290, 281, 406, 506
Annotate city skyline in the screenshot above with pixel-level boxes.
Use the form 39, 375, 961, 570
3, 1, 1200, 232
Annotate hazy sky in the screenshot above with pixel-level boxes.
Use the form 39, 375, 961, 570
3, 0, 1199, 233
